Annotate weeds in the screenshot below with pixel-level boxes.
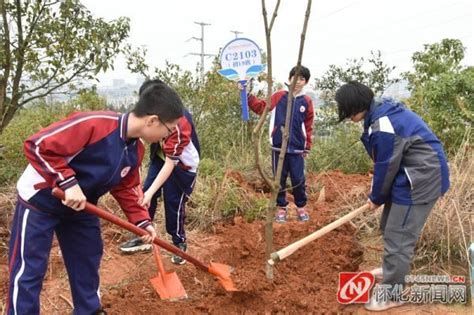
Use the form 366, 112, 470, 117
354, 131, 473, 278
415, 132, 472, 275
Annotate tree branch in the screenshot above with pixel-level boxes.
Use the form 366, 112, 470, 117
276, 1, 313, 190
23, 0, 48, 51
268, 0, 280, 33
10, 0, 25, 108
255, 0, 276, 188
259, 0, 313, 280
44, 0, 61, 7
0, 0, 12, 120
259, 0, 283, 281
19, 58, 93, 106
22, 7, 69, 96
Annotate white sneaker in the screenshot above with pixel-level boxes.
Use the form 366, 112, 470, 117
370, 267, 383, 281
364, 298, 404, 311
119, 237, 152, 254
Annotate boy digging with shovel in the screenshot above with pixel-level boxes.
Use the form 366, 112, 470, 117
7, 82, 184, 314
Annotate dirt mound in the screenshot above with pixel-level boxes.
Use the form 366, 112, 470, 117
98, 170, 368, 314
100, 207, 362, 314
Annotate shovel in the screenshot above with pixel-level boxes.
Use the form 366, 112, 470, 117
150, 244, 187, 300
268, 204, 370, 265
52, 188, 237, 292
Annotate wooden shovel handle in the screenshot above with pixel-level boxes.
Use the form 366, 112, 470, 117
52, 188, 209, 271
270, 204, 370, 263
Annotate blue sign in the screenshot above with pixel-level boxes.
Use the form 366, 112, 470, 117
218, 38, 265, 121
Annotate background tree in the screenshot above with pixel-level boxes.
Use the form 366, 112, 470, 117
303, 51, 398, 178
313, 51, 399, 141
315, 50, 399, 103
403, 38, 473, 152
155, 60, 253, 159
0, 0, 130, 133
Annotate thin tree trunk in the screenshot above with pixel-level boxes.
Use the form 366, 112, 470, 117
0, 0, 12, 131
257, 0, 281, 281
257, 0, 312, 280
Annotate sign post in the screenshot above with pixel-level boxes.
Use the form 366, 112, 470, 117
218, 38, 264, 121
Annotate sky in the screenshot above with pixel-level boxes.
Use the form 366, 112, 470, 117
81, 0, 473, 86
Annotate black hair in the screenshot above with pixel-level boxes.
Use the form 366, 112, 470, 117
335, 81, 374, 122
132, 80, 184, 122
289, 65, 311, 82
138, 79, 165, 96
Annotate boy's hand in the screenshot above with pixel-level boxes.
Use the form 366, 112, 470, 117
367, 199, 379, 210
139, 190, 153, 208
63, 184, 86, 211
238, 79, 254, 93
141, 225, 157, 244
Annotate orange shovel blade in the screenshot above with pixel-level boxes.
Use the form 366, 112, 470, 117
150, 244, 187, 301
150, 271, 188, 301
208, 262, 238, 292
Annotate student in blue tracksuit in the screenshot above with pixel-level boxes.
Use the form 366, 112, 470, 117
246, 66, 315, 223
120, 80, 200, 266
7, 82, 184, 315
335, 81, 450, 311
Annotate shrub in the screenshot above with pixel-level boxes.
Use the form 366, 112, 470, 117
307, 122, 372, 174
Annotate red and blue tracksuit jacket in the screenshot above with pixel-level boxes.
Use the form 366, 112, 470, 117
146, 110, 200, 244
248, 90, 314, 154
8, 111, 150, 314
248, 90, 314, 208
150, 110, 200, 173
17, 110, 151, 226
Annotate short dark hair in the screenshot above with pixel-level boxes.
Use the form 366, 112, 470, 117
289, 65, 311, 82
132, 81, 184, 122
138, 79, 164, 96
335, 81, 374, 122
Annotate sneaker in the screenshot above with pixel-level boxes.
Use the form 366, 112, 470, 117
296, 207, 309, 222
171, 243, 187, 265
364, 297, 404, 311
370, 267, 383, 281
119, 237, 151, 254
275, 207, 288, 223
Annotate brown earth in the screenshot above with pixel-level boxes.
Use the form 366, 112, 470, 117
0, 171, 469, 314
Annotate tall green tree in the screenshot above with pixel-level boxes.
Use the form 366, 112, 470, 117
315, 50, 399, 102
403, 38, 473, 152
0, 0, 130, 133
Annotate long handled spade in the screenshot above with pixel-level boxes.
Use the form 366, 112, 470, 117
268, 204, 370, 265
52, 188, 237, 292
150, 244, 187, 300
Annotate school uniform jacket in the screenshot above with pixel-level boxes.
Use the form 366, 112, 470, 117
16, 111, 151, 228
362, 98, 450, 205
150, 110, 200, 173
248, 90, 314, 154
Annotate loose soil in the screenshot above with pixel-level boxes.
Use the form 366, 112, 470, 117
0, 171, 469, 314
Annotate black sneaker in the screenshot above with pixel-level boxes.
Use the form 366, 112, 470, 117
171, 243, 187, 265
119, 237, 152, 254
